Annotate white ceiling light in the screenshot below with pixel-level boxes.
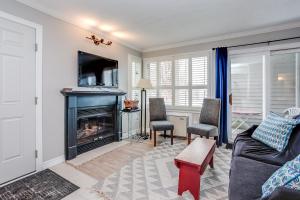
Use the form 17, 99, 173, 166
99, 24, 114, 32
81, 18, 97, 28
112, 32, 128, 39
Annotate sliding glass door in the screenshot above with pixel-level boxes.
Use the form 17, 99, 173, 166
230, 54, 264, 138
229, 49, 300, 140
269, 52, 300, 113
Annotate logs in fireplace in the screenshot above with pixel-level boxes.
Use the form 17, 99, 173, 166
61, 89, 126, 160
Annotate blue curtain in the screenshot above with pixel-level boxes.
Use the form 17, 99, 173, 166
215, 47, 228, 146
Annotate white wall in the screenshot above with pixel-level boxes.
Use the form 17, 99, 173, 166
0, 0, 141, 162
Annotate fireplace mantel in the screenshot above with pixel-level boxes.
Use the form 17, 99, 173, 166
61, 87, 126, 160
61, 87, 126, 96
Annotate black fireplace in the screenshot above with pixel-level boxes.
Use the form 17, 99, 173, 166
61, 89, 126, 160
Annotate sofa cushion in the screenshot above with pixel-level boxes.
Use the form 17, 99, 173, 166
229, 156, 280, 200
233, 125, 300, 166
262, 154, 300, 199
263, 186, 300, 200
233, 134, 287, 166
252, 112, 300, 152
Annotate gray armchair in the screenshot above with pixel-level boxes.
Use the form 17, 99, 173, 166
149, 98, 174, 147
187, 98, 221, 145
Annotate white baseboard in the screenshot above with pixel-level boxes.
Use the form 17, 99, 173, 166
42, 155, 65, 169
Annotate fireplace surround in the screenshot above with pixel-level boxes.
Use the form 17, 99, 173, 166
61, 88, 126, 160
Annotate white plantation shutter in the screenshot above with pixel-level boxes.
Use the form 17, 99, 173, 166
192, 89, 207, 107
175, 58, 189, 86
191, 56, 208, 107
159, 89, 172, 105
132, 89, 140, 100
129, 55, 142, 100
159, 61, 172, 86
131, 62, 140, 87
146, 62, 157, 87
192, 57, 208, 85
175, 89, 189, 106
144, 61, 158, 103
143, 51, 210, 109
146, 89, 157, 104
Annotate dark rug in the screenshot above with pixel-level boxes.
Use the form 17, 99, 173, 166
0, 169, 79, 200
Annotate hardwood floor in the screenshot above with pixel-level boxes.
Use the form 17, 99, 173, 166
70, 138, 169, 180
69, 136, 184, 180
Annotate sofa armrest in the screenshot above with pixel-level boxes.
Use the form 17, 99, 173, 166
232, 125, 258, 152
262, 187, 300, 200
237, 125, 258, 137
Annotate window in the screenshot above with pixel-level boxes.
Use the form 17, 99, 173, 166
159, 61, 172, 86
230, 55, 264, 126
128, 55, 142, 100
175, 59, 189, 86
269, 52, 299, 113
159, 89, 172, 106
143, 52, 210, 109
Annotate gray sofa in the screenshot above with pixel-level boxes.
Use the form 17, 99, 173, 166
229, 125, 300, 200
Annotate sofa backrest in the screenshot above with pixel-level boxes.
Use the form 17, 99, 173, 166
285, 124, 300, 159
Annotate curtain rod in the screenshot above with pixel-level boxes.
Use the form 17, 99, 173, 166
212, 36, 300, 50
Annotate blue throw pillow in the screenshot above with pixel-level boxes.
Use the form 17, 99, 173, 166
252, 112, 300, 152
262, 154, 300, 198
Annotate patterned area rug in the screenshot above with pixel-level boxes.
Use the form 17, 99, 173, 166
0, 169, 79, 200
94, 142, 231, 200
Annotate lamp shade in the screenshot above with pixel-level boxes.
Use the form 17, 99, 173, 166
137, 79, 153, 89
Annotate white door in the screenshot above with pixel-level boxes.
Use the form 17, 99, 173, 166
0, 17, 36, 184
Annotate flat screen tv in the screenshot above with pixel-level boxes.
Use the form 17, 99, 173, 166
78, 51, 118, 87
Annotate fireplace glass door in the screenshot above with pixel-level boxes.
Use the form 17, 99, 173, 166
77, 106, 114, 146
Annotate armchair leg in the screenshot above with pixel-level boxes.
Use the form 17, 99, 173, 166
150, 130, 152, 140
188, 133, 191, 145
214, 136, 219, 147
164, 130, 166, 139
154, 130, 157, 147
171, 130, 173, 145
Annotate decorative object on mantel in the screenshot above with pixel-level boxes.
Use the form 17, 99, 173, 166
86, 34, 112, 46
123, 98, 139, 110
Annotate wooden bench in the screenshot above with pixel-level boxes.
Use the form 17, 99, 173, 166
174, 138, 216, 200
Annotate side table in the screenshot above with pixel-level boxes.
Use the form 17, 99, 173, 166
121, 108, 141, 141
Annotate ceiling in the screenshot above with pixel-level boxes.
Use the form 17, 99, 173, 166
17, 0, 300, 51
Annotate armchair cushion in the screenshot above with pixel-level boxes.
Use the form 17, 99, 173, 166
150, 120, 174, 131
187, 123, 218, 137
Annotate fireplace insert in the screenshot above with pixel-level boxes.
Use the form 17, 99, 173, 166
76, 106, 115, 154
77, 106, 114, 145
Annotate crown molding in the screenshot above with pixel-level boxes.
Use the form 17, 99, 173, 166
16, 0, 142, 52
142, 21, 300, 52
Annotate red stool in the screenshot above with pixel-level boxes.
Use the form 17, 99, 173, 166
174, 138, 216, 200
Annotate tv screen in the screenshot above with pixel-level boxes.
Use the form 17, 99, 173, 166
78, 51, 118, 87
